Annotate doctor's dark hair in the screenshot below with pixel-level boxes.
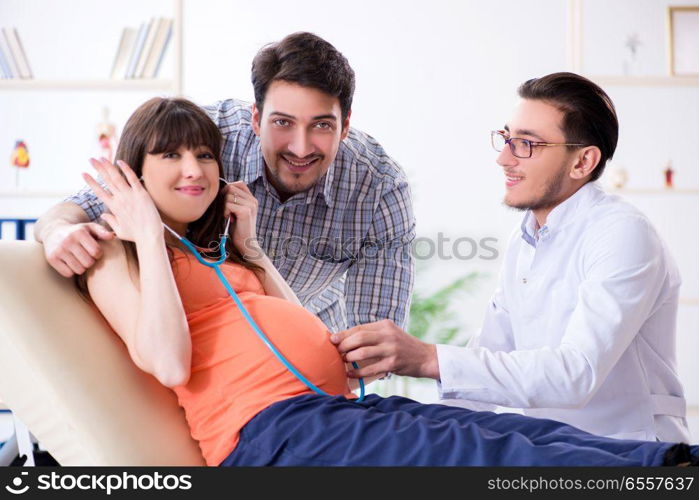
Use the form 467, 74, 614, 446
518, 72, 618, 182
75, 97, 260, 301
251, 32, 355, 123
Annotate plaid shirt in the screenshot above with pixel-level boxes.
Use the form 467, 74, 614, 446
67, 99, 415, 332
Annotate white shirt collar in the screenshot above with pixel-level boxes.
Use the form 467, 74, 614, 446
521, 182, 606, 247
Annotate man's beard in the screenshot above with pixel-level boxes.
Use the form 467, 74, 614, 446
505, 166, 568, 212
268, 166, 312, 197
267, 154, 324, 197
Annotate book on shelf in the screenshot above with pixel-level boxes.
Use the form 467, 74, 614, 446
112, 18, 173, 80
2, 27, 32, 79
0, 30, 19, 78
0, 39, 12, 78
134, 18, 158, 78
125, 22, 148, 79
110, 27, 137, 79
142, 18, 173, 78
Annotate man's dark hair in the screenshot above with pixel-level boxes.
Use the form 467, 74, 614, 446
251, 32, 355, 123
518, 72, 618, 182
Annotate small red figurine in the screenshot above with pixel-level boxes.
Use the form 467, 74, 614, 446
664, 161, 674, 189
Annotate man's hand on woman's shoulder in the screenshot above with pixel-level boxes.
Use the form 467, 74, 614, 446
43, 220, 115, 278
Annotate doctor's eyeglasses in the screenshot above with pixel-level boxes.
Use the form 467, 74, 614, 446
491, 130, 585, 159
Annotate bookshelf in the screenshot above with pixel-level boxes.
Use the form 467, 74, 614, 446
0, 0, 182, 94
0, 78, 176, 91
567, 0, 699, 88
0, 0, 183, 205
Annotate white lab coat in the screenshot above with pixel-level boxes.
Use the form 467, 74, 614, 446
437, 183, 690, 442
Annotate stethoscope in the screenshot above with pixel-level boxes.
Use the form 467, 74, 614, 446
161, 178, 365, 402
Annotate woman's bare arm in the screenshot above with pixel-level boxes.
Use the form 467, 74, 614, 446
82, 157, 191, 388
86, 237, 191, 387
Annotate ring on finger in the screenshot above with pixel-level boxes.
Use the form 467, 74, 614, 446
233, 194, 239, 204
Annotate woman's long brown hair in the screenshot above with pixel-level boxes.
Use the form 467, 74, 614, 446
75, 97, 261, 300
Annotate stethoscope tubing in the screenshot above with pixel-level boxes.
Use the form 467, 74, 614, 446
163, 213, 366, 402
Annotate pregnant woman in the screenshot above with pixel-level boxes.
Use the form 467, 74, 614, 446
77, 97, 697, 467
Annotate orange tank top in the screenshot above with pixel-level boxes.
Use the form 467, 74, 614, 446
169, 248, 354, 465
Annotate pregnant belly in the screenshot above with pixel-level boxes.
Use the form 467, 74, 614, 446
187, 293, 352, 397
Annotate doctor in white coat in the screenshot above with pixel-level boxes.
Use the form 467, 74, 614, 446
331, 72, 690, 443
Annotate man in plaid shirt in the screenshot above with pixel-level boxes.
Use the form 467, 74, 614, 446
35, 32, 415, 332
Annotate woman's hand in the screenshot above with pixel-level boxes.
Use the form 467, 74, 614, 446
82, 158, 163, 244
223, 181, 261, 258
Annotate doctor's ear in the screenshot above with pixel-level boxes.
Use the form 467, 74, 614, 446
570, 146, 601, 181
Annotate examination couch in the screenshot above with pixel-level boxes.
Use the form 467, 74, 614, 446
0, 240, 205, 465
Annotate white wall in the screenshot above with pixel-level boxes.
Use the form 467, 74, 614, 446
1, 0, 698, 440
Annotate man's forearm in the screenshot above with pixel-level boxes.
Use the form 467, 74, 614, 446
34, 202, 90, 243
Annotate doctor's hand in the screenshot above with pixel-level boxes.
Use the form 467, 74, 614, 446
330, 319, 440, 380
223, 181, 261, 258
82, 157, 162, 244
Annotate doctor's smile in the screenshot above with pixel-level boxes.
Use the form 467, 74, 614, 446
504, 171, 525, 188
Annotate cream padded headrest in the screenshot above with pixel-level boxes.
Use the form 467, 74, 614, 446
0, 241, 205, 465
